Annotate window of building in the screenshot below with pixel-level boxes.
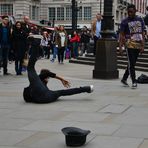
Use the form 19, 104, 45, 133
124, 13, 127, 18
29, 5, 32, 19
49, 7, 56, 21
48, 6, 92, 21
0, 4, 13, 15
66, 7, 72, 20
84, 7, 91, 20
77, 7, 82, 20
57, 7, 64, 20
116, 10, 119, 21
121, 12, 123, 20
32, 6, 39, 20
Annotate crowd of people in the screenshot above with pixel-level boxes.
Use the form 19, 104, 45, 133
0, 15, 94, 76
0, 15, 31, 75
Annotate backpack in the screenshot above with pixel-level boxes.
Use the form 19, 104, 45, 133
137, 74, 148, 84
144, 14, 148, 25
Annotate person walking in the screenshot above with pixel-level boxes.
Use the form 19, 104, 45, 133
119, 4, 145, 89
12, 21, 26, 75
80, 26, 91, 56
40, 31, 50, 59
21, 16, 31, 72
55, 25, 67, 64
23, 35, 94, 103
91, 13, 102, 56
50, 26, 59, 62
22, 16, 31, 50
22, 16, 31, 36
0, 15, 12, 75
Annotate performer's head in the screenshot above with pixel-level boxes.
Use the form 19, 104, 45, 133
39, 69, 51, 85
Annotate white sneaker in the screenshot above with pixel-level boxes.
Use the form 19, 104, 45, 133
90, 85, 94, 93
131, 83, 137, 89
82, 85, 94, 93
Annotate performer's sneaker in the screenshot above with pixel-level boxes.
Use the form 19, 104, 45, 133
131, 83, 137, 89
121, 79, 129, 87
90, 85, 94, 93
81, 85, 94, 93
87, 85, 94, 93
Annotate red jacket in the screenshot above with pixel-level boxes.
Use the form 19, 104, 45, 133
70, 34, 80, 43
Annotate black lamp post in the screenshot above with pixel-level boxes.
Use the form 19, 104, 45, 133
52, 18, 55, 27
100, 0, 102, 14
72, 0, 77, 30
101, 0, 115, 38
93, 0, 119, 79
71, 0, 81, 30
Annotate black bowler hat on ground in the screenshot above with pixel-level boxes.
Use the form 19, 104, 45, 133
61, 127, 91, 147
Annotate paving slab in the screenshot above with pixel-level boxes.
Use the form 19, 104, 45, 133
60, 112, 110, 122
139, 140, 148, 148
104, 107, 148, 126
84, 136, 143, 148
20, 120, 120, 136
5, 109, 70, 120
0, 118, 34, 130
114, 125, 148, 138
0, 130, 36, 146
16, 132, 96, 148
98, 104, 131, 113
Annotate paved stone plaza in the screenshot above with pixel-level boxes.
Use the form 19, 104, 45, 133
0, 59, 148, 148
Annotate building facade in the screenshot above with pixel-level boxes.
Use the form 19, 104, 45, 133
40, 0, 103, 29
114, 0, 147, 31
0, 0, 147, 29
0, 0, 40, 20
40, 0, 147, 30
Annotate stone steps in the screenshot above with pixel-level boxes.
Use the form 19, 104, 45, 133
69, 46, 148, 72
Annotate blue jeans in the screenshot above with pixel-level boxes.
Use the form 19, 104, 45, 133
15, 59, 23, 75
72, 42, 79, 58
53, 45, 57, 59
0, 45, 9, 74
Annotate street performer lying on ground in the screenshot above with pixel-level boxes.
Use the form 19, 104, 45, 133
23, 35, 94, 103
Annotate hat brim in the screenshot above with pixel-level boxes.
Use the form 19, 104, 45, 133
61, 127, 91, 136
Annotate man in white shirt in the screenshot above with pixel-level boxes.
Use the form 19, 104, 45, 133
91, 13, 102, 56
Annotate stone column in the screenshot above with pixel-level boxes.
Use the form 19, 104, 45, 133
93, 0, 119, 79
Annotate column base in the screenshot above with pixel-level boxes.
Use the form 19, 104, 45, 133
93, 70, 119, 79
